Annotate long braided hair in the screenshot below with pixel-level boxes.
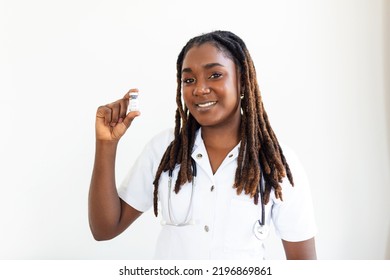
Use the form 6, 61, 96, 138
152, 30, 293, 217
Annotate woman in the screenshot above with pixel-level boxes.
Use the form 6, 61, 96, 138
89, 30, 317, 259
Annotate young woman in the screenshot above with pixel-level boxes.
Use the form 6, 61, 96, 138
89, 30, 317, 259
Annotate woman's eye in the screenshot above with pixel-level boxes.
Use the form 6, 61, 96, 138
182, 78, 195, 84
209, 73, 222, 79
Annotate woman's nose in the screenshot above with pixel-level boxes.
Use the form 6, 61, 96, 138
193, 85, 211, 96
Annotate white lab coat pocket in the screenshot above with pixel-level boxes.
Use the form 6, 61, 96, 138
223, 197, 264, 258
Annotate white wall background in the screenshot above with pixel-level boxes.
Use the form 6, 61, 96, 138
0, 0, 389, 260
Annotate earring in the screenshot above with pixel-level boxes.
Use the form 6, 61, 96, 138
240, 94, 244, 100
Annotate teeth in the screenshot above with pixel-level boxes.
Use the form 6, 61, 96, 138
197, 101, 216, 108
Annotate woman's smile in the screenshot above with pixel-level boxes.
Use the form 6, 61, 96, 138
195, 101, 217, 109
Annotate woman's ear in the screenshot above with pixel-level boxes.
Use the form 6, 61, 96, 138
240, 82, 245, 99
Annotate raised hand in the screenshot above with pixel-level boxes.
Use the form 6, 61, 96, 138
95, 89, 140, 141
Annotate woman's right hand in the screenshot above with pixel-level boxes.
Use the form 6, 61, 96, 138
95, 89, 140, 142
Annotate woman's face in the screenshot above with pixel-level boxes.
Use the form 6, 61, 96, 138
181, 43, 241, 129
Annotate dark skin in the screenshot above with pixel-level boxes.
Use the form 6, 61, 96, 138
181, 44, 242, 174
88, 89, 142, 241
88, 43, 317, 259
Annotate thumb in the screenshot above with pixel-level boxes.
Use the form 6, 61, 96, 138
122, 111, 141, 128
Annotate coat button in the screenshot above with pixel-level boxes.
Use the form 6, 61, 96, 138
196, 153, 203, 159
210, 185, 215, 192
228, 154, 233, 158
204, 225, 209, 232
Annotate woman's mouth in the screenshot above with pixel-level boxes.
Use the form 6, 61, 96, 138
196, 101, 217, 108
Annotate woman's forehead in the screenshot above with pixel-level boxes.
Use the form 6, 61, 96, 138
182, 43, 235, 67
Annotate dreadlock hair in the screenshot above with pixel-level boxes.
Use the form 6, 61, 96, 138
152, 30, 294, 217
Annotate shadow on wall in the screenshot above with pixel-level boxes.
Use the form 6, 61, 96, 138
384, 0, 390, 261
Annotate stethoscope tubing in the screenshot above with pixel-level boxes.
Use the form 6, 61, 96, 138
167, 159, 197, 226
166, 158, 265, 233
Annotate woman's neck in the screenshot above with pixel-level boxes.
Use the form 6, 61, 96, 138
201, 117, 241, 151
202, 127, 240, 150
200, 117, 241, 174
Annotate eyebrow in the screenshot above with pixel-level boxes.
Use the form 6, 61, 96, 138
181, 62, 225, 74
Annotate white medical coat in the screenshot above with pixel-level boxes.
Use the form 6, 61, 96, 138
118, 128, 317, 259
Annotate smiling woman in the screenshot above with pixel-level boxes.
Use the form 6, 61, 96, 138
88, 30, 317, 260
181, 43, 241, 133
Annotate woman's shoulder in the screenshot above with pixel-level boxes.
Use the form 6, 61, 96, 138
279, 143, 305, 178
278, 142, 311, 198
143, 128, 175, 157
279, 143, 300, 166
149, 128, 174, 146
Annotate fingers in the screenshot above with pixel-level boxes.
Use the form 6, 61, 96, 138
124, 88, 139, 99
96, 105, 112, 126
122, 111, 141, 128
96, 104, 122, 127
111, 96, 132, 126
96, 88, 140, 128
109, 103, 121, 126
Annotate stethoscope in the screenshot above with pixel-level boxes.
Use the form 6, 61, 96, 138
163, 158, 269, 240
253, 175, 269, 240
163, 159, 197, 226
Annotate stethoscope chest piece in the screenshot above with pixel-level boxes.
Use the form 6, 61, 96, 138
253, 221, 269, 240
